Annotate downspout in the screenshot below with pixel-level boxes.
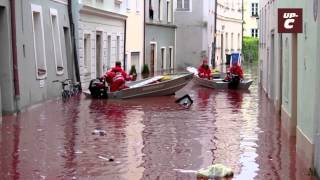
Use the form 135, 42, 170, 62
213, 0, 218, 68
241, 0, 244, 54
10, 0, 20, 98
124, 19, 127, 71
67, 0, 81, 86
143, 0, 146, 65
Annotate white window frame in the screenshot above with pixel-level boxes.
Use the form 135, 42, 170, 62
50, 8, 64, 75
31, 4, 47, 79
176, 0, 192, 12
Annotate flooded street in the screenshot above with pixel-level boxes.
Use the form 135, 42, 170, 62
0, 66, 312, 180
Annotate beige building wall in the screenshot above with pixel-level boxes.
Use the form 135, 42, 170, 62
243, 0, 259, 37
215, 0, 243, 68
125, 0, 144, 73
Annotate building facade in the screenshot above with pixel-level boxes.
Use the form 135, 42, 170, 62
259, 0, 320, 177
78, 0, 127, 89
215, 0, 243, 68
125, 0, 144, 73
145, 0, 176, 73
0, 0, 75, 114
175, 0, 215, 68
243, 0, 259, 37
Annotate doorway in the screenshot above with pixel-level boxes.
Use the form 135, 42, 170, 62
131, 52, 140, 73
291, 34, 298, 133
270, 32, 275, 99
169, 47, 173, 71
161, 47, 166, 71
150, 43, 157, 73
63, 27, 74, 80
84, 34, 91, 79
278, 34, 283, 113
220, 34, 224, 72
0, 6, 14, 113
96, 32, 102, 77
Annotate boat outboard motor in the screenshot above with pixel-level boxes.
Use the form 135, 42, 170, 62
89, 78, 108, 99
228, 74, 240, 89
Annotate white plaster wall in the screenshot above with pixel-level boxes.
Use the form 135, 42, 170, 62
216, 0, 243, 67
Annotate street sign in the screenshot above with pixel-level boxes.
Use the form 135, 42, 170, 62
278, 8, 303, 33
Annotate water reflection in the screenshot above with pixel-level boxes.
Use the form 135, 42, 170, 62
0, 66, 314, 179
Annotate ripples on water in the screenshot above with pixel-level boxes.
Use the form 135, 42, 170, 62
0, 66, 312, 180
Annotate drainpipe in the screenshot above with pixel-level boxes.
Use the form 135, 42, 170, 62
67, 0, 81, 87
124, 19, 127, 71
143, 0, 146, 65
10, 0, 20, 99
241, 0, 244, 54
213, 0, 218, 68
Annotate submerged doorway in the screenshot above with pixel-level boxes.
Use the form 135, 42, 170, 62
291, 34, 298, 134
63, 27, 74, 80
0, 6, 14, 114
96, 32, 102, 78
150, 43, 157, 74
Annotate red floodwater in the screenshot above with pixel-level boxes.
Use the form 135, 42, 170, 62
0, 69, 315, 180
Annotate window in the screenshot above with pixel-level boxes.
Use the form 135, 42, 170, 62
50, 8, 64, 75
176, 0, 191, 11
126, 0, 131, 11
31, 4, 47, 79
136, 0, 141, 13
251, 29, 258, 38
149, 0, 154, 20
167, 0, 172, 23
251, 3, 258, 16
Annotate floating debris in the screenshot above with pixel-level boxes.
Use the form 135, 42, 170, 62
92, 129, 106, 136
175, 94, 193, 108
98, 155, 114, 162
196, 164, 233, 179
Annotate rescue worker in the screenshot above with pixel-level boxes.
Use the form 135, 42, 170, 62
198, 58, 211, 79
224, 61, 244, 81
104, 61, 132, 92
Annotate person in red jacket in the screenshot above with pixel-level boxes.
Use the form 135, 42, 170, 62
104, 61, 132, 92
229, 63, 244, 79
198, 59, 211, 79
224, 61, 244, 81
